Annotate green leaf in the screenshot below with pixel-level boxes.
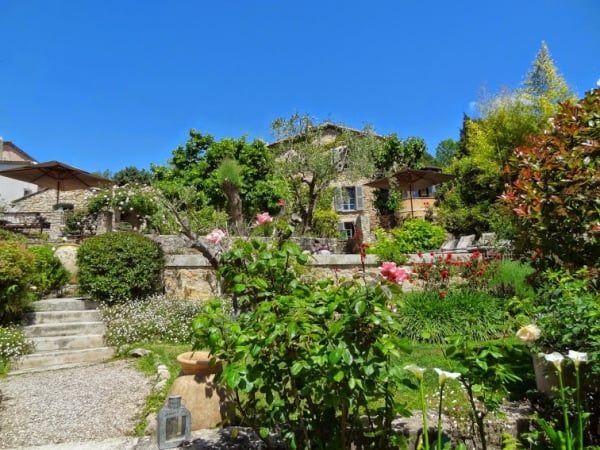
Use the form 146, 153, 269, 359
354, 300, 366, 316
259, 427, 270, 439
333, 370, 345, 382
233, 283, 246, 293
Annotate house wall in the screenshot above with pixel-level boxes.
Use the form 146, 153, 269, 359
0, 142, 39, 205
397, 197, 435, 219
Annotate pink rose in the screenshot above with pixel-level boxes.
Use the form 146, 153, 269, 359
255, 212, 273, 226
389, 267, 409, 283
380, 261, 397, 277
206, 229, 226, 245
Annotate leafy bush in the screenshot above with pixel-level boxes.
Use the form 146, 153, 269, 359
409, 251, 490, 291
77, 232, 164, 302
369, 218, 447, 262
0, 229, 26, 242
63, 209, 98, 236
193, 279, 410, 449
486, 259, 534, 299
0, 325, 32, 373
311, 209, 339, 238
502, 88, 600, 275
0, 241, 36, 322
28, 245, 70, 297
100, 295, 204, 347
394, 289, 509, 343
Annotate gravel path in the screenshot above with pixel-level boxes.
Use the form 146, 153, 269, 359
0, 360, 153, 449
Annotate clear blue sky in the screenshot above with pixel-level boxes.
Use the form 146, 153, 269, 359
1, 0, 598, 173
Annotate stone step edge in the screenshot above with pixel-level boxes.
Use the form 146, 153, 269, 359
8, 362, 97, 376
18, 346, 115, 359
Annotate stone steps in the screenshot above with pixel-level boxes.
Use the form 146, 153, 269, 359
11, 297, 113, 374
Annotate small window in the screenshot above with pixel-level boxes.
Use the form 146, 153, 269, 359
23, 188, 33, 197
338, 221, 355, 240
334, 185, 364, 212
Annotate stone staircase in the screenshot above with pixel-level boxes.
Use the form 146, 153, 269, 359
11, 297, 114, 374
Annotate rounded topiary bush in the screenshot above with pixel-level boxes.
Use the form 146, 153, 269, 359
0, 241, 36, 322
77, 232, 164, 302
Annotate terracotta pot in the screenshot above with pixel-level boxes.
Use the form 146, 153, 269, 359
176, 351, 222, 376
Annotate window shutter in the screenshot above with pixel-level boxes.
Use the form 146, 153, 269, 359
355, 185, 364, 211
334, 187, 342, 211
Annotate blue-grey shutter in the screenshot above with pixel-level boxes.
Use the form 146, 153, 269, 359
337, 221, 347, 239
334, 187, 342, 211
355, 185, 364, 211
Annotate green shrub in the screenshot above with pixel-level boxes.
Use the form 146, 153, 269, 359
486, 259, 534, 299
193, 280, 410, 449
0, 325, 32, 373
100, 295, 204, 347
311, 209, 339, 238
77, 232, 164, 302
394, 289, 508, 343
0, 229, 26, 242
0, 241, 36, 322
369, 218, 447, 263
28, 245, 70, 297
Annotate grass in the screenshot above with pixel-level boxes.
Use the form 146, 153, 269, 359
487, 260, 535, 299
117, 342, 190, 436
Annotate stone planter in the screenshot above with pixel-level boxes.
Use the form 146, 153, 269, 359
176, 351, 221, 376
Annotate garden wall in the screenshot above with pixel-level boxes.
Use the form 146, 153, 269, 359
163, 253, 381, 300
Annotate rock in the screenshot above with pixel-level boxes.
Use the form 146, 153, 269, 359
157, 368, 170, 381
144, 412, 157, 436
167, 374, 235, 431
153, 380, 167, 392
129, 348, 152, 358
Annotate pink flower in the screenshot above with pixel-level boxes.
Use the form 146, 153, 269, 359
277, 199, 286, 207
206, 229, 226, 245
380, 261, 397, 277
379, 262, 408, 284
255, 212, 273, 226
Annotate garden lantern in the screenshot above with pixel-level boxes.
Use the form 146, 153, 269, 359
157, 395, 192, 449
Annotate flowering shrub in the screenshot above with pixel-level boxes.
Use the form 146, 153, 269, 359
0, 326, 32, 373
77, 232, 164, 303
100, 295, 205, 348
410, 251, 490, 291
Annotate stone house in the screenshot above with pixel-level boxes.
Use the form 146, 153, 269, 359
0, 138, 39, 206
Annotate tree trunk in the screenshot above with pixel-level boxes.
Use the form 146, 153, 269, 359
223, 181, 245, 236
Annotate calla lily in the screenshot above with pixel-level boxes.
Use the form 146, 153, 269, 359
516, 324, 541, 343
567, 350, 588, 368
542, 351, 565, 372
434, 368, 461, 385
405, 364, 426, 380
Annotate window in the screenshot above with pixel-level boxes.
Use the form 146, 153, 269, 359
338, 221, 355, 240
334, 185, 364, 212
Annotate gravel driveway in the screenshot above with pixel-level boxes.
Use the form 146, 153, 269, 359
0, 360, 153, 449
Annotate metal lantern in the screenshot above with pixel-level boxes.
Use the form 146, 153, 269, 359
157, 395, 192, 449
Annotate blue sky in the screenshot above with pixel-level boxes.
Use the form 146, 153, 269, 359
1, 0, 598, 173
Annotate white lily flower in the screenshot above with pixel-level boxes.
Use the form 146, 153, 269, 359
434, 368, 461, 385
405, 364, 426, 380
516, 324, 541, 343
567, 350, 588, 368
542, 351, 565, 372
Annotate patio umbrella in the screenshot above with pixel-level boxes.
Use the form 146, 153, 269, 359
0, 160, 112, 204
365, 168, 455, 217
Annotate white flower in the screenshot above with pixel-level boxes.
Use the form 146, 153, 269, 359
541, 352, 565, 372
434, 368, 461, 385
516, 324, 541, 343
405, 364, 426, 380
567, 350, 588, 368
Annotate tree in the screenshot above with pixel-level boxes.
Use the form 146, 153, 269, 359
112, 166, 152, 186
271, 114, 382, 233
437, 42, 575, 236
434, 139, 460, 167
151, 130, 286, 229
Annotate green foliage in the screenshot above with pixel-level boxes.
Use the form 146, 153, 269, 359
502, 88, 600, 273
0, 325, 32, 374
112, 166, 153, 186
218, 238, 310, 313
311, 209, 339, 238
77, 232, 164, 303
99, 295, 204, 348
63, 209, 98, 236
395, 289, 508, 344
0, 241, 35, 322
435, 139, 460, 167
0, 229, 26, 242
152, 130, 281, 223
486, 260, 535, 300
87, 184, 159, 221
369, 218, 447, 262
28, 245, 69, 297
192, 279, 410, 449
